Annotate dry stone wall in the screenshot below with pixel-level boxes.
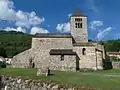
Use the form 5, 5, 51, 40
0, 75, 95, 90
112, 62, 120, 69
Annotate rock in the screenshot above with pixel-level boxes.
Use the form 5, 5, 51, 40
37, 68, 51, 76
68, 88, 74, 90
4, 85, 9, 90
17, 79, 22, 84
52, 84, 59, 89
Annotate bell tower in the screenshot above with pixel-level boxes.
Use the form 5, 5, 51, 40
70, 9, 88, 43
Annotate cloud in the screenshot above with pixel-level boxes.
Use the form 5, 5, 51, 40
89, 20, 112, 40
30, 27, 49, 35
16, 11, 45, 28
56, 22, 70, 33
4, 27, 26, 33
87, 0, 99, 13
0, 0, 16, 21
68, 13, 72, 18
97, 27, 112, 40
56, 13, 71, 33
0, 0, 45, 29
89, 20, 103, 30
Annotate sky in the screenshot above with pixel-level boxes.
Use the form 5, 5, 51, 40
0, 0, 120, 41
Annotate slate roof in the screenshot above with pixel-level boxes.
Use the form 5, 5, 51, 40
72, 9, 85, 17
107, 52, 120, 55
73, 43, 94, 46
49, 49, 76, 55
34, 33, 72, 38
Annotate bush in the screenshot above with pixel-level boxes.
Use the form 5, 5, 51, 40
79, 68, 94, 72
0, 61, 6, 68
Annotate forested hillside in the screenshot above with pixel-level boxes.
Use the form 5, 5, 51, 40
0, 31, 32, 58
104, 39, 120, 52
0, 30, 119, 58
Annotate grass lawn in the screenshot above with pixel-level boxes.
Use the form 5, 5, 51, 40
1, 68, 120, 90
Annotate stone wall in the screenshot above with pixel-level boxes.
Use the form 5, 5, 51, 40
71, 16, 88, 43
112, 62, 120, 69
32, 37, 73, 49
31, 37, 73, 70
11, 37, 74, 70
96, 50, 103, 70
0, 75, 94, 90
92, 43, 105, 59
49, 55, 76, 71
11, 48, 37, 68
11, 49, 32, 68
73, 46, 97, 69
11, 37, 104, 71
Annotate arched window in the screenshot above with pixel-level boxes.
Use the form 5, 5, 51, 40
82, 48, 86, 55
61, 55, 64, 61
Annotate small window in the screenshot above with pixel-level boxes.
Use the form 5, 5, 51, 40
80, 18, 82, 21
61, 55, 64, 61
82, 48, 86, 55
75, 23, 82, 28
75, 18, 77, 21
75, 18, 82, 21
75, 23, 78, 28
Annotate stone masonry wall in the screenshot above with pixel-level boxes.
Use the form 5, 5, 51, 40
93, 43, 105, 59
0, 75, 94, 90
31, 37, 73, 70
11, 49, 33, 68
50, 55, 76, 71
71, 16, 88, 43
96, 51, 103, 70
73, 46, 97, 69
11, 48, 39, 68
11, 37, 104, 71
32, 38, 73, 49
112, 62, 120, 69
11, 37, 74, 71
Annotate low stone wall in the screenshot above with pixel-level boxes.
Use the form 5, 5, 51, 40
112, 62, 120, 69
0, 75, 95, 90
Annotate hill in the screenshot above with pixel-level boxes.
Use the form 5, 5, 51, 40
104, 39, 120, 52
0, 31, 32, 58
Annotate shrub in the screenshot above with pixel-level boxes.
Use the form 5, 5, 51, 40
79, 68, 94, 72
0, 61, 6, 68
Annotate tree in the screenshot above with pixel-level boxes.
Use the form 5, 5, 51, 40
0, 46, 7, 58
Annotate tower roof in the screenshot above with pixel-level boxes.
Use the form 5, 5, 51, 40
72, 9, 85, 17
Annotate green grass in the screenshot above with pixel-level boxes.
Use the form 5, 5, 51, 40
1, 68, 120, 90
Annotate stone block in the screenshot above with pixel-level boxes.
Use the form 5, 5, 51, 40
37, 68, 50, 76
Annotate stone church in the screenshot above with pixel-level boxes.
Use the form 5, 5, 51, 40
11, 10, 105, 71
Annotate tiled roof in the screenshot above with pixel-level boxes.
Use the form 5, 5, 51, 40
72, 9, 85, 17
49, 49, 76, 55
34, 33, 72, 38
107, 52, 120, 55
73, 43, 94, 46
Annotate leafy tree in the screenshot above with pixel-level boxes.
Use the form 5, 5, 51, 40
0, 46, 7, 58
0, 61, 6, 68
